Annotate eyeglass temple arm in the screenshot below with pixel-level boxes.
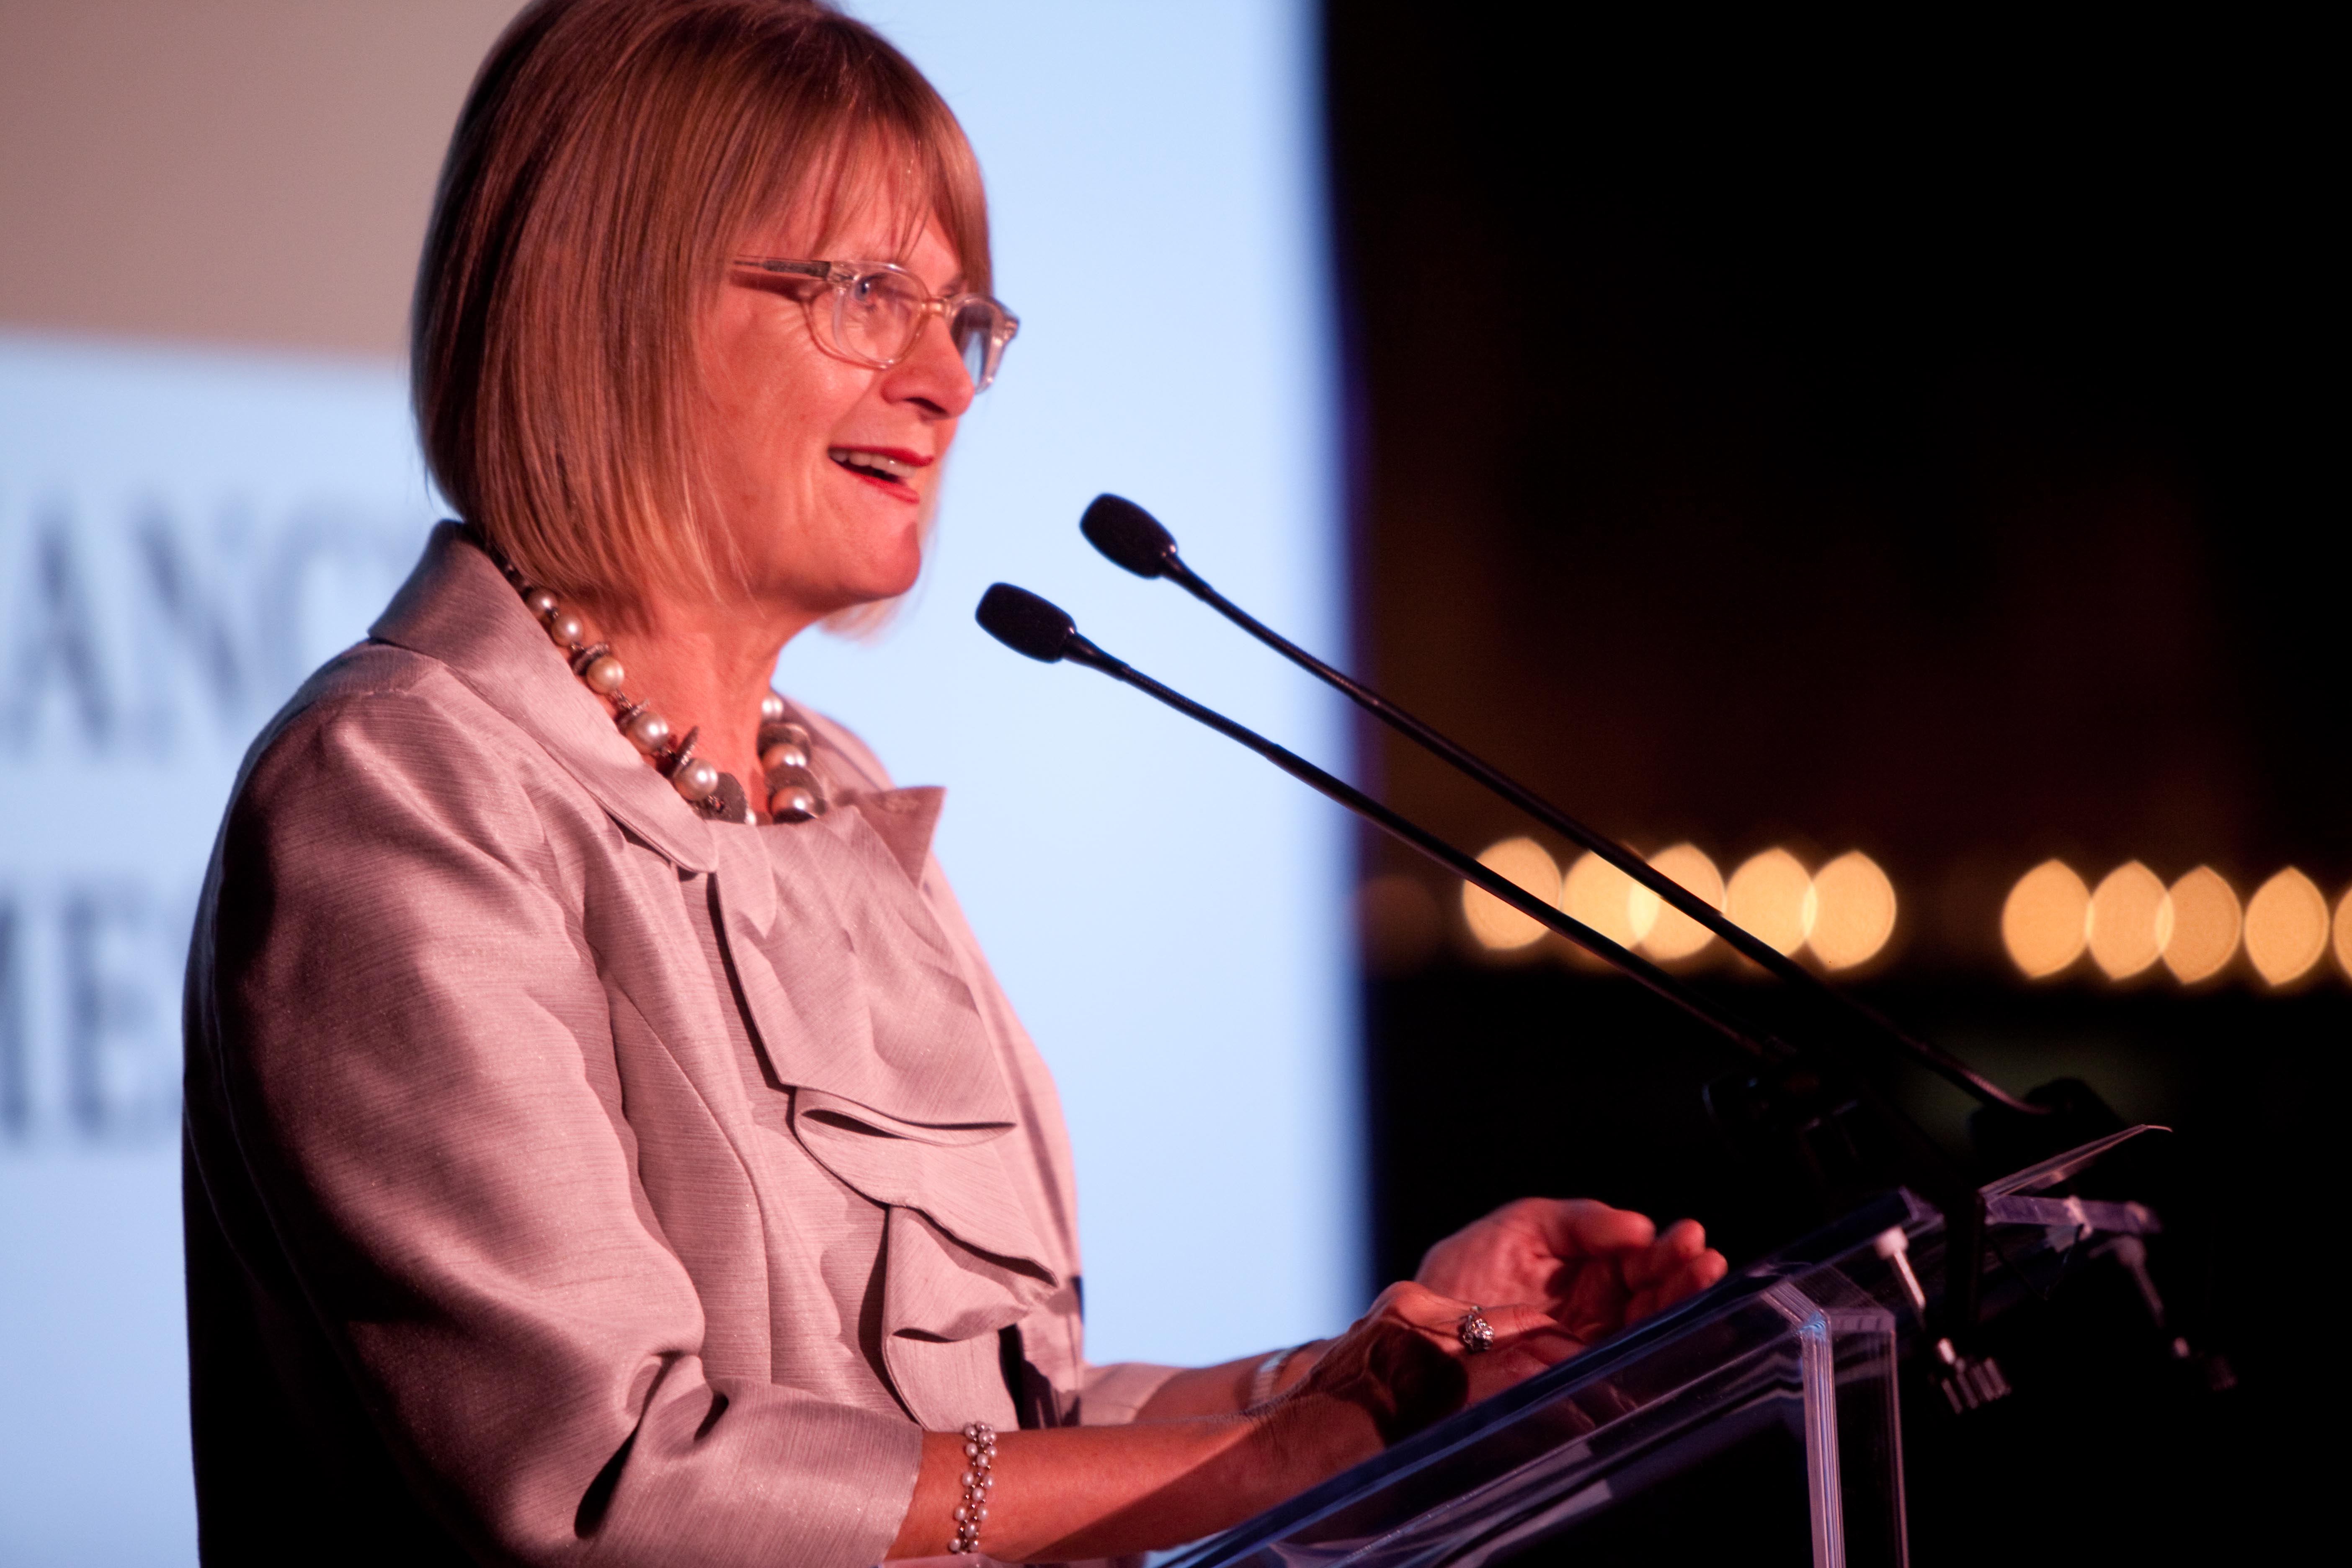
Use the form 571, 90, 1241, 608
731, 258, 839, 281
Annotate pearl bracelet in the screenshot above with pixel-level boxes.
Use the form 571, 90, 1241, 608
949, 1421, 996, 1555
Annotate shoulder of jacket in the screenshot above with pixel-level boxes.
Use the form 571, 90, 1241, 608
252, 640, 515, 746
233, 640, 563, 818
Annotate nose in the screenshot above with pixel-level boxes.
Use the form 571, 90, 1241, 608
882, 307, 976, 419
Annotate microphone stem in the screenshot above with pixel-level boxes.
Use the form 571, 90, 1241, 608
1061, 635, 1791, 1067
1061, 626, 1994, 1332
1158, 561, 2041, 1118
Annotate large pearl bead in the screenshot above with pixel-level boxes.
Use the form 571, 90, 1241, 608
624, 709, 671, 753
547, 609, 586, 648
582, 653, 626, 694
760, 742, 809, 774
770, 785, 817, 823
524, 587, 559, 618
759, 693, 787, 723
673, 757, 720, 800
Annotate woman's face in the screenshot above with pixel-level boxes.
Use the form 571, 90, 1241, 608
695, 198, 974, 624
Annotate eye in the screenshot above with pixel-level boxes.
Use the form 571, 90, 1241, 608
849, 270, 924, 316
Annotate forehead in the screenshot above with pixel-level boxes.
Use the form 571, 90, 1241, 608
743, 138, 957, 263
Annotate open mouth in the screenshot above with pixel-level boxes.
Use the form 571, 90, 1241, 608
828, 447, 923, 493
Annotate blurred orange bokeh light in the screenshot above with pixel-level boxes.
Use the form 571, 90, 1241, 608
2244, 868, 2328, 986
1561, 850, 1656, 952
1462, 836, 1559, 952
2161, 867, 2241, 984
2087, 861, 2171, 980
2003, 860, 2089, 979
2338, 887, 2352, 982
1450, 837, 2343, 993
1631, 843, 1723, 962
1727, 849, 1812, 957
1808, 851, 1896, 970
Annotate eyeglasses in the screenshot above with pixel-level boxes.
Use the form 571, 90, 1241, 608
730, 256, 1020, 392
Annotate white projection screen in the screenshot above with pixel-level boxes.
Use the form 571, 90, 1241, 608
0, 3, 1354, 1561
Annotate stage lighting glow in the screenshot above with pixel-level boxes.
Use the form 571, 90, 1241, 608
1726, 849, 1813, 957
2338, 886, 2352, 982
1562, 850, 1658, 952
2001, 859, 2090, 979
1806, 851, 1897, 970
2244, 868, 2329, 987
1631, 843, 1724, 962
2087, 861, 2171, 980
2160, 866, 2241, 984
1462, 836, 1561, 951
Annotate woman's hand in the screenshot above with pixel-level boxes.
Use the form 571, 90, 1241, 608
885, 1285, 1575, 1562
888, 1210, 1718, 1560
1415, 1198, 1728, 1346
1283, 1281, 1581, 1444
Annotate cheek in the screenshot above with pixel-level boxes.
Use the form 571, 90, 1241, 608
703, 310, 849, 489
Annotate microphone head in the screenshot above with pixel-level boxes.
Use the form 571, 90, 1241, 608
976, 583, 1079, 663
1080, 493, 1178, 578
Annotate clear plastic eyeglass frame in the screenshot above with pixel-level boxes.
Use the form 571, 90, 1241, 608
730, 256, 1020, 392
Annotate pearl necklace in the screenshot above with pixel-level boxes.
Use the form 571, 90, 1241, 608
475, 531, 832, 826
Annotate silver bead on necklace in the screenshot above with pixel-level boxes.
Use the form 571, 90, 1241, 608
475, 529, 831, 826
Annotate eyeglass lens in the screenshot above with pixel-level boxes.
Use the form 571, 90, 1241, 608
951, 299, 1005, 390
836, 270, 1008, 390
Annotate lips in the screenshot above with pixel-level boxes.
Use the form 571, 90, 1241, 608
828, 446, 929, 495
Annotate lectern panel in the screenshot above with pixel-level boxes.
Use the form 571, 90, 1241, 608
1168, 1133, 2162, 1568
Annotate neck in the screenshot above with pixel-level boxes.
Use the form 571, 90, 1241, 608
598, 594, 817, 802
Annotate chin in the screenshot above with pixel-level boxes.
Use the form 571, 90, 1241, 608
830, 549, 924, 615
869, 525, 928, 596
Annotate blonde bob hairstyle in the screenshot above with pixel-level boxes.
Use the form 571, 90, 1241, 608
412, 0, 989, 624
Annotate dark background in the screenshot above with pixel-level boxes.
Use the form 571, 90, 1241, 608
1323, 11, 2339, 1561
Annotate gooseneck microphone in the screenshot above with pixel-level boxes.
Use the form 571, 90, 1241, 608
976, 584, 1788, 1065
1079, 494, 2040, 1120
975, 579, 1996, 1335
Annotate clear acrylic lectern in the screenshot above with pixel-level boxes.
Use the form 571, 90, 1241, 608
1160, 1131, 2160, 1568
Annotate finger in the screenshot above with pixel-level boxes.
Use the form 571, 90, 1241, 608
1397, 1297, 1568, 1360
1564, 1222, 1707, 1337
1372, 1279, 1479, 1329
1511, 1326, 1589, 1375
1472, 1328, 1586, 1394
1372, 1281, 1520, 1350
1681, 1248, 1728, 1295
1558, 1261, 1631, 1343
1622, 1218, 1709, 1291
1477, 1302, 1568, 1344
1631, 1248, 1729, 1319
1517, 1198, 1657, 1261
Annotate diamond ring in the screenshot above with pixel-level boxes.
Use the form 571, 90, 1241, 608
1457, 1306, 1496, 1355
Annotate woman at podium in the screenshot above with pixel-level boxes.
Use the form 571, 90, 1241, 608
180, 3, 1724, 1563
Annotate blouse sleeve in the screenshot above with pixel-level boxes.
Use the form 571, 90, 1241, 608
185, 666, 920, 1568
